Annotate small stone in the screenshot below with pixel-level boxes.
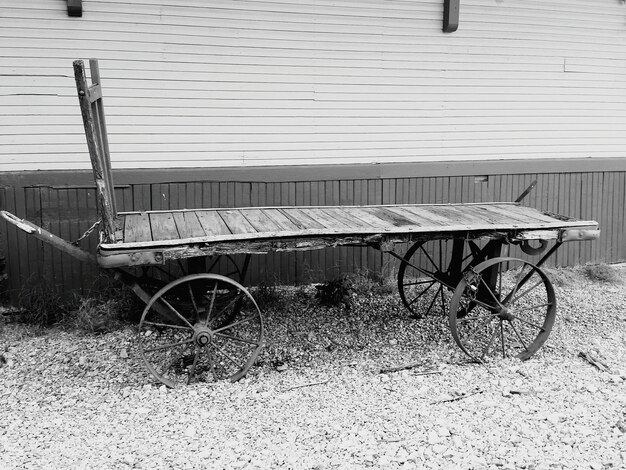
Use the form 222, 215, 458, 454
427, 431, 442, 445
432, 444, 448, 455
78, 356, 88, 366
185, 426, 197, 438
198, 449, 212, 459
119, 349, 129, 359
380, 374, 391, 383
121, 388, 131, 398
122, 454, 135, 466
276, 363, 288, 372
389, 339, 398, 345
159, 385, 168, 394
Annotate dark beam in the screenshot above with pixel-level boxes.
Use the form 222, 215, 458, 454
443, 0, 459, 33
67, 0, 82, 17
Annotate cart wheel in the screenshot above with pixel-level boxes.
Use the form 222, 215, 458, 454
449, 257, 556, 361
138, 273, 264, 387
398, 239, 479, 318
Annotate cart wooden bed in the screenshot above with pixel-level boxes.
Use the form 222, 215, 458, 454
1, 60, 600, 388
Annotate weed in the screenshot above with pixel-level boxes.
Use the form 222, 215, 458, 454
582, 263, 622, 284
251, 280, 286, 310
544, 267, 581, 288
15, 275, 74, 326
13, 274, 139, 332
315, 277, 354, 309
347, 269, 395, 297
63, 297, 129, 334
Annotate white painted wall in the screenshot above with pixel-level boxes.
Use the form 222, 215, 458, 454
1, 0, 625, 171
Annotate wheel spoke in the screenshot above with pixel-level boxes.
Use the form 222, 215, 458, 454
143, 321, 193, 331
508, 279, 544, 305
214, 332, 260, 346
159, 350, 188, 377
420, 245, 442, 272
478, 276, 505, 310
480, 322, 499, 359
514, 302, 554, 312
187, 283, 200, 322
403, 279, 437, 287
408, 280, 437, 306
204, 281, 219, 325
439, 285, 447, 315
424, 284, 442, 316
144, 338, 194, 353
510, 314, 545, 332
508, 320, 530, 352
207, 256, 220, 272
402, 258, 440, 281
213, 316, 253, 334
187, 346, 201, 385
156, 297, 194, 329
210, 295, 242, 325
456, 310, 496, 324
212, 342, 240, 367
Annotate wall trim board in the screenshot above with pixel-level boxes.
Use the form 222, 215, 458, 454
1, 157, 625, 189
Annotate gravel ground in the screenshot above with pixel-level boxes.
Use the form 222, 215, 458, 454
1, 265, 625, 470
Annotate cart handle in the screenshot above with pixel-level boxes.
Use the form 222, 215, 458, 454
0, 210, 97, 265
1, 210, 36, 234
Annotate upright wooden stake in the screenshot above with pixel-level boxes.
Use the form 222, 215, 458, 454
73, 59, 117, 242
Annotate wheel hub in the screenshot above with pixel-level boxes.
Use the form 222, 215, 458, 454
497, 307, 514, 321
193, 326, 213, 347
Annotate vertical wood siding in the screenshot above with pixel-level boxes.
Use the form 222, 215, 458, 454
1, 171, 623, 299
1, 0, 626, 171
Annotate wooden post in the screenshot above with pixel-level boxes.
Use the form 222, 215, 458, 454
73, 59, 117, 242
88, 59, 117, 216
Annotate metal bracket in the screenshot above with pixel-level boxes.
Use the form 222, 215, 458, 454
559, 228, 601, 243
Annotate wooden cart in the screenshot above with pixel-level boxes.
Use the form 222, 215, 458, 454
1, 59, 600, 387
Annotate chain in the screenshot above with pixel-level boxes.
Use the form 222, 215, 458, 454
72, 219, 101, 246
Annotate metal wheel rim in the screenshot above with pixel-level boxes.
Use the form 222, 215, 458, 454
448, 257, 556, 361
138, 273, 264, 387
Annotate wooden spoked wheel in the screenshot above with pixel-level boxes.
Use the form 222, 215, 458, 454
449, 257, 556, 361
138, 274, 264, 387
397, 239, 480, 318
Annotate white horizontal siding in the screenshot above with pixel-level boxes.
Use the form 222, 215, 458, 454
1, 0, 626, 171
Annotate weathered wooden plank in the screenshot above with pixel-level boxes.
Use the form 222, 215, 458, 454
124, 213, 152, 243
395, 205, 452, 226
299, 208, 352, 230
280, 208, 326, 230
172, 211, 205, 239
482, 203, 560, 224
219, 209, 258, 234
240, 209, 283, 233
261, 208, 301, 231
322, 207, 372, 230
195, 210, 231, 236
149, 212, 179, 241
